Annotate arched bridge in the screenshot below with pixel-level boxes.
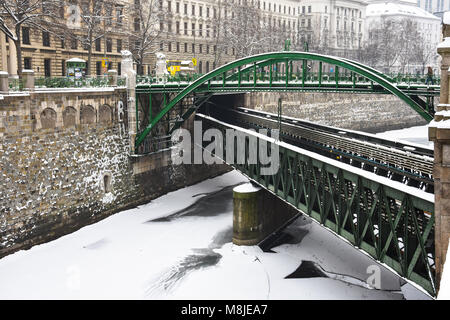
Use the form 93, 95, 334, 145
134, 51, 437, 296
135, 51, 439, 148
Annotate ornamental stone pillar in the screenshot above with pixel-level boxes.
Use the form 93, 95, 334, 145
430, 14, 450, 292
121, 50, 137, 154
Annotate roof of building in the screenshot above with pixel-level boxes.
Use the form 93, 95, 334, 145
366, 1, 441, 20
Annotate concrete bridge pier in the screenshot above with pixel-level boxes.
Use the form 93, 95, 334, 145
232, 183, 299, 246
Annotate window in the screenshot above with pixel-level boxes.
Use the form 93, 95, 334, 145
184, 42, 187, 52
134, 18, 140, 31
24, 57, 32, 70
43, 31, 50, 47
184, 3, 187, 14
192, 4, 195, 15
117, 39, 122, 52
207, 7, 209, 17
168, 1, 171, 12
116, 7, 123, 26
184, 22, 188, 35
22, 27, 30, 44
199, 6, 202, 16
62, 60, 66, 76
199, 24, 202, 36
176, 2, 179, 13
192, 43, 195, 53
95, 38, 101, 51
44, 58, 51, 77
96, 61, 102, 75
176, 42, 180, 52
192, 23, 195, 36
168, 42, 172, 51
199, 44, 202, 53
308, 6, 311, 13
160, 41, 164, 50
176, 21, 180, 34
118, 63, 121, 75
106, 38, 112, 52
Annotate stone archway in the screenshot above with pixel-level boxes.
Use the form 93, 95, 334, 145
40, 108, 57, 129
80, 105, 96, 124
62, 106, 77, 127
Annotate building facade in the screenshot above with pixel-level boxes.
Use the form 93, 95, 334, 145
366, 0, 441, 73
0, 0, 131, 78
417, 0, 450, 15
294, 0, 367, 59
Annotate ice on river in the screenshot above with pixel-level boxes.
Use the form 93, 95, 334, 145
0, 170, 431, 300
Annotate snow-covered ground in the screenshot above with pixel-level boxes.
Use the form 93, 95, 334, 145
376, 125, 433, 148
0, 124, 437, 300
0, 169, 431, 300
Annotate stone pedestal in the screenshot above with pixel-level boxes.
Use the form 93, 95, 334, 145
22, 69, 34, 91
0, 71, 8, 93
107, 69, 118, 87
121, 50, 137, 153
232, 183, 263, 245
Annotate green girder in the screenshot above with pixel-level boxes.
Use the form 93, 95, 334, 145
199, 115, 436, 296
135, 51, 434, 148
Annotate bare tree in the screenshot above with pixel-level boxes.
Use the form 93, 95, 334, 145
0, 0, 63, 76
216, 1, 270, 59
126, 0, 167, 75
65, 0, 113, 76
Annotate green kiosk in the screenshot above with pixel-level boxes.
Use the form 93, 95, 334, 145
66, 58, 86, 79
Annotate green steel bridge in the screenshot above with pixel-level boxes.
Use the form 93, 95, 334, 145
135, 51, 437, 296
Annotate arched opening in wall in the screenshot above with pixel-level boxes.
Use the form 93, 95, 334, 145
103, 173, 112, 193
80, 105, 96, 124
99, 104, 112, 124
63, 106, 77, 127
40, 108, 57, 129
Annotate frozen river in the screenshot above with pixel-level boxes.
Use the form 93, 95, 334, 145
0, 126, 433, 300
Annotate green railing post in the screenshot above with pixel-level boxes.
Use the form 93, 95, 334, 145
335, 66, 339, 88
319, 62, 322, 87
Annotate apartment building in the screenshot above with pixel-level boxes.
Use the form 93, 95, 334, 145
0, 0, 131, 77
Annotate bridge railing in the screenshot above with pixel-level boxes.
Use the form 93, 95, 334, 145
34, 75, 126, 89
136, 71, 440, 87
199, 114, 436, 296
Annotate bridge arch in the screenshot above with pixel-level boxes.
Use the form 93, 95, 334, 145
136, 51, 434, 147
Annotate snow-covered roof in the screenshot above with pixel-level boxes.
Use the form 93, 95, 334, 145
366, 2, 441, 21
66, 58, 86, 63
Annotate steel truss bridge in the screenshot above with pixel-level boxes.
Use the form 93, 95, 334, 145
134, 52, 437, 296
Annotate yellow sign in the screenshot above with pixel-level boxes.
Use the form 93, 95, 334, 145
192, 58, 197, 66
168, 65, 181, 76
101, 58, 108, 68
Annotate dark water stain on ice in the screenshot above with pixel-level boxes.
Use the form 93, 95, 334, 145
146, 226, 233, 295
145, 184, 244, 223
285, 261, 328, 279
145, 184, 244, 296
